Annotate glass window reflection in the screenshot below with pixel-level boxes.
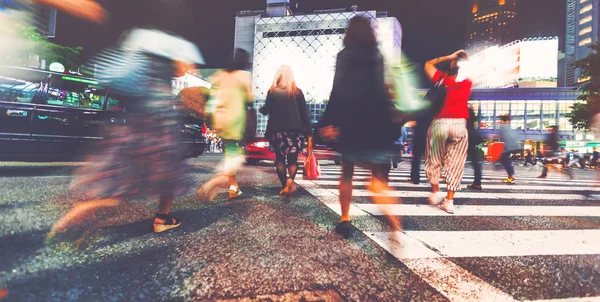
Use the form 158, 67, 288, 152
542, 101, 557, 130
495, 101, 510, 129
480, 101, 494, 129
558, 101, 574, 131
469, 101, 480, 129
511, 101, 525, 130
527, 101, 541, 131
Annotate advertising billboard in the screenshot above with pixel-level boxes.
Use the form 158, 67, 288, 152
470, 37, 558, 88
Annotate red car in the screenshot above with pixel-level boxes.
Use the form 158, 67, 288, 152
244, 137, 341, 165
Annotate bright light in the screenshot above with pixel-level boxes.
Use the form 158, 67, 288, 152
469, 38, 558, 88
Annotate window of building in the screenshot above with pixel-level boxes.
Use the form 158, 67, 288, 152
527, 101, 541, 131
480, 101, 494, 129
580, 26, 592, 36
496, 101, 510, 129
580, 4, 593, 14
580, 15, 593, 25
511, 101, 526, 130
469, 101, 480, 129
542, 102, 557, 130
558, 101, 574, 132
580, 37, 592, 46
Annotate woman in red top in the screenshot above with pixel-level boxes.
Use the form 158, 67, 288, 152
423, 50, 472, 214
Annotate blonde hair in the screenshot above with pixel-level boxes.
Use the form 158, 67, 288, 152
268, 65, 299, 97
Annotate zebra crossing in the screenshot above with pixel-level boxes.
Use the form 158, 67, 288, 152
297, 163, 600, 302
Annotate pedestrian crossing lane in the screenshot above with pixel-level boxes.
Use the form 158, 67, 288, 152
298, 164, 600, 301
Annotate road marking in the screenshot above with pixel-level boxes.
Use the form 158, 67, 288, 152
318, 169, 599, 184
321, 203, 600, 217
313, 174, 597, 186
526, 297, 600, 302
306, 188, 588, 200
404, 229, 600, 257
296, 179, 600, 192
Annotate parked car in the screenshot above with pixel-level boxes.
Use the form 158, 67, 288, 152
0, 65, 206, 161
243, 136, 341, 165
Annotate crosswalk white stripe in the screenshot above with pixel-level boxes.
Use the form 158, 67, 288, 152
526, 297, 600, 302
353, 204, 600, 217
317, 169, 598, 183
403, 229, 600, 258
307, 188, 588, 200
296, 179, 600, 192
312, 174, 596, 186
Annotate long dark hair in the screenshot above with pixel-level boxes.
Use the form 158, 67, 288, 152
226, 48, 250, 72
344, 16, 377, 48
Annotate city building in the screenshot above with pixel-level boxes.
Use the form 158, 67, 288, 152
0, 0, 57, 37
565, 0, 600, 87
235, 1, 402, 135
171, 72, 211, 95
469, 37, 559, 88
467, 0, 518, 53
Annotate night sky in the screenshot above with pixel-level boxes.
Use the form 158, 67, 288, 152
54, 0, 565, 69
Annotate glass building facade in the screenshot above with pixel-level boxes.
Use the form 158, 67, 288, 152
234, 9, 402, 136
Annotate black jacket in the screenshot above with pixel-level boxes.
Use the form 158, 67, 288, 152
467, 107, 483, 146
260, 88, 311, 137
318, 46, 395, 154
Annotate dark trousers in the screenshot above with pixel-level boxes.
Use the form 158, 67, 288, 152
500, 151, 515, 177
469, 146, 482, 186
541, 165, 574, 178
410, 139, 425, 183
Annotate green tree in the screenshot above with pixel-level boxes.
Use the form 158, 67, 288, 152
178, 86, 211, 127
569, 42, 600, 130
4, 26, 84, 71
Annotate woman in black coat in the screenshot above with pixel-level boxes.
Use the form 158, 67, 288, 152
318, 16, 400, 238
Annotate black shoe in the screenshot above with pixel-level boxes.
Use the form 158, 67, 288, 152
392, 162, 398, 169
335, 221, 352, 239
406, 179, 419, 185
467, 184, 483, 190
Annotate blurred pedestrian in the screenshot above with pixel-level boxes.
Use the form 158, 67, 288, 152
48, 0, 204, 238
198, 48, 253, 200
592, 148, 599, 170
260, 66, 311, 196
423, 50, 472, 214
498, 115, 519, 184
407, 114, 433, 184
466, 106, 483, 190
538, 126, 574, 180
318, 16, 401, 238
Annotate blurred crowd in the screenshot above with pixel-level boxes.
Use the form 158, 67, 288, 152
1, 1, 597, 255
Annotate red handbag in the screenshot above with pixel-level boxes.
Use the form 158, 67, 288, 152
303, 136, 321, 180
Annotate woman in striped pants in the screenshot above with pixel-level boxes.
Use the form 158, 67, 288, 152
423, 50, 473, 214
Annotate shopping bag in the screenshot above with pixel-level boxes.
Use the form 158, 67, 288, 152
390, 56, 433, 115
303, 136, 321, 180
486, 142, 505, 162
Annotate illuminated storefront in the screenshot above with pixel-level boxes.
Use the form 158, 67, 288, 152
467, 87, 588, 152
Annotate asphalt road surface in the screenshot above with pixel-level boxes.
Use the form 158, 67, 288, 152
1, 154, 599, 301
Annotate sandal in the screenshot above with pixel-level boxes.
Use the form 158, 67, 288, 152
228, 186, 243, 199
153, 213, 181, 233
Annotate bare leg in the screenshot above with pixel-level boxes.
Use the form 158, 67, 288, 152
48, 198, 120, 238
339, 161, 354, 222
